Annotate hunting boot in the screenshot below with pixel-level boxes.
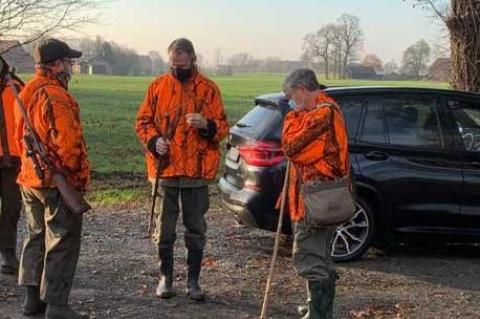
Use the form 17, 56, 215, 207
0, 249, 19, 274
301, 279, 335, 319
186, 249, 205, 301
156, 247, 176, 298
45, 305, 88, 319
22, 286, 47, 316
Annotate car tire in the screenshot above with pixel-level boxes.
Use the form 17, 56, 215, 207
331, 197, 375, 262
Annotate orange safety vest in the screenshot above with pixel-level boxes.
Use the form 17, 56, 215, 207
135, 70, 229, 180
281, 91, 350, 222
15, 68, 90, 190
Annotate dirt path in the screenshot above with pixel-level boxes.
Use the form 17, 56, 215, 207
1, 201, 480, 318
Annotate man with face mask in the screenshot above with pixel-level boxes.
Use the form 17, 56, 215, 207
136, 38, 229, 301
281, 68, 350, 319
15, 38, 90, 319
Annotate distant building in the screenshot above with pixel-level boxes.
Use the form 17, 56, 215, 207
0, 40, 35, 73
346, 64, 383, 80
428, 58, 452, 82
74, 55, 113, 75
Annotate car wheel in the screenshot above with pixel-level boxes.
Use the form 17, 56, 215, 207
331, 197, 375, 262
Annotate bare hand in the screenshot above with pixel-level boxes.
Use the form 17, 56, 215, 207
155, 137, 170, 156
186, 113, 208, 129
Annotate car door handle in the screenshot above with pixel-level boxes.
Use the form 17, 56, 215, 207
364, 151, 388, 161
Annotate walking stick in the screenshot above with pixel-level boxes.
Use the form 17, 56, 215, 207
260, 161, 291, 319
148, 158, 163, 236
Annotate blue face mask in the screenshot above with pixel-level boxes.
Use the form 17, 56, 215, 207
288, 99, 297, 109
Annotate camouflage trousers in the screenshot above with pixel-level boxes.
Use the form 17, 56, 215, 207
18, 187, 83, 305
0, 167, 21, 249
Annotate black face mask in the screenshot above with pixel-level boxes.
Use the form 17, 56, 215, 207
171, 67, 193, 83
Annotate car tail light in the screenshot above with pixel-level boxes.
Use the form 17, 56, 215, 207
238, 141, 284, 167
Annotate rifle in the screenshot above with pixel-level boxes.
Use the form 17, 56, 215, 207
0, 56, 91, 215
148, 106, 183, 236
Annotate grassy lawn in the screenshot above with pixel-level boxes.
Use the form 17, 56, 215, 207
17, 73, 450, 203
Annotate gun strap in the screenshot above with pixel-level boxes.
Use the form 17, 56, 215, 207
0, 83, 10, 157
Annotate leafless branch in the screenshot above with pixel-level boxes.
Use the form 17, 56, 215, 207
0, 0, 109, 54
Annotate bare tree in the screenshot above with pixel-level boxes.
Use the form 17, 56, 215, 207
361, 53, 384, 71
228, 52, 256, 73
0, 0, 106, 53
214, 48, 223, 67
401, 39, 431, 78
149, 50, 166, 74
303, 24, 336, 79
410, 0, 480, 92
338, 14, 364, 78
384, 60, 399, 75
331, 25, 344, 79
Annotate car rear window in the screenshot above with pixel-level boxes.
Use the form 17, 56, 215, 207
234, 104, 283, 140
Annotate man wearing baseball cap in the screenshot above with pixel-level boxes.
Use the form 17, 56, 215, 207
16, 38, 90, 319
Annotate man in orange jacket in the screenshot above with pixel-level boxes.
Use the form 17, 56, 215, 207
136, 38, 228, 301
0, 60, 23, 275
282, 68, 349, 319
15, 38, 90, 319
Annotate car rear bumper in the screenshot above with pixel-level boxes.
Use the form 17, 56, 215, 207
218, 177, 291, 233
218, 177, 259, 228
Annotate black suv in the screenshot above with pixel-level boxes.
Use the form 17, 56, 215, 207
218, 87, 480, 261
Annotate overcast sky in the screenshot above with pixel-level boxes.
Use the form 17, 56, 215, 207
79, 0, 445, 65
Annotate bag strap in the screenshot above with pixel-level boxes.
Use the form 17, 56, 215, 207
313, 101, 354, 192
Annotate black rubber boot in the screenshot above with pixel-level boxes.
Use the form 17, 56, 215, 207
186, 249, 205, 301
155, 247, 176, 299
0, 249, 19, 275
301, 279, 335, 319
22, 286, 47, 316
46, 305, 88, 319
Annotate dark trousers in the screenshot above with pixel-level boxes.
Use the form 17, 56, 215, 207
153, 185, 209, 251
293, 220, 336, 318
0, 167, 21, 250
18, 187, 83, 305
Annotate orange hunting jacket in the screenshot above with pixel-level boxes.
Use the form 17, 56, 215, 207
135, 71, 229, 180
15, 68, 90, 190
282, 91, 350, 222
0, 79, 23, 166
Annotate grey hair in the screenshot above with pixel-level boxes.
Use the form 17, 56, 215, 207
283, 68, 326, 91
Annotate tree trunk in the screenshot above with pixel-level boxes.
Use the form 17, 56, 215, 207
324, 57, 330, 79
447, 0, 480, 92
333, 51, 338, 79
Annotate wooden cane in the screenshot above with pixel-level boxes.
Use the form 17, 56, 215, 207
260, 161, 291, 319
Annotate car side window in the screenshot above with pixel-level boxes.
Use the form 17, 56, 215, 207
358, 99, 387, 145
337, 98, 363, 142
384, 98, 442, 148
449, 99, 480, 152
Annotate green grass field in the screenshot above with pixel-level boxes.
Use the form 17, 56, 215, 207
19, 73, 449, 203
63, 74, 449, 175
